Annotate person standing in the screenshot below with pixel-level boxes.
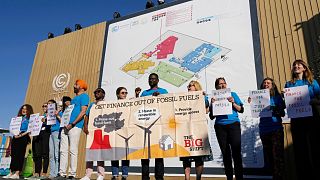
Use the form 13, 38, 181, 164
209, 77, 244, 180
3, 104, 33, 179
284, 59, 320, 180
140, 73, 168, 180
111, 87, 130, 180
180, 80, 212, 180
56, 79, 89, 180
49, 96, 71, 178
81, 88, 106, 180
248, 78, 285, 180
31, 101, 53, 179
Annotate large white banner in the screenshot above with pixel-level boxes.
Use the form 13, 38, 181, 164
102, 0, 262, 169
284, 85, 312, 118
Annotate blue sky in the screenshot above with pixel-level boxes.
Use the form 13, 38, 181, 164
0, 0, 174, 129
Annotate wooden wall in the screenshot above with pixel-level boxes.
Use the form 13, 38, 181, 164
24, 22, 106, 178
256, 0, 320, 179
256, 0, 320, 88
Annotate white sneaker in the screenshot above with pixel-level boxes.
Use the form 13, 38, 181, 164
2, 173, 12, 178
80, 176, 90, 180
9, 174, 20, 179
97, 175, 104, 180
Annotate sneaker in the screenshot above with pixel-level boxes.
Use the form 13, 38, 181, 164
121, 177, 127, 180
97, 175, 104, 180
9, 174, 20, 179
3, 173, 12, 178
80, 176, 90, 180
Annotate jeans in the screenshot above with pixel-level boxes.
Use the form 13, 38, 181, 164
111, 160, 129, 177
59, 127, 82, 177
49, 131, 60, 177
215, 122, 243, 180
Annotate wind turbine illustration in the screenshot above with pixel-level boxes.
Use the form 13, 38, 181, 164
135, 115, 161, 159
116, 133, 134, 160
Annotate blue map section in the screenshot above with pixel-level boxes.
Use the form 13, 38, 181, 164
175, 43, 221, 73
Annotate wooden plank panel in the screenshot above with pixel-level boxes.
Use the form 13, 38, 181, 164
286, 0, 302, 60
292, 0, 308, 61
265, 0, 280, 81
24, 22, 106, 177
256, 0, 268, 77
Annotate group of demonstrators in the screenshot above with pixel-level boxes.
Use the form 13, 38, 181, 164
3, 59, 319, 180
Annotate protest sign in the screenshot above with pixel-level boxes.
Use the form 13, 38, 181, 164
211, 88, 232, 115
60, 104, 75, 127
47, 103, 56, 125
9, 117, 22, 136
284, 85, 312, 118
249, 89, 272, 118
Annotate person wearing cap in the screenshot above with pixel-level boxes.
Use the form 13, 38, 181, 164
56, 79, 89, 180
80, 88, 106, 180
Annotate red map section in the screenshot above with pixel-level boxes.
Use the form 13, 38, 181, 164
144, 36, 178, 59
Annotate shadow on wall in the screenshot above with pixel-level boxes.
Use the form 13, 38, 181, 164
295, 13, 320, 81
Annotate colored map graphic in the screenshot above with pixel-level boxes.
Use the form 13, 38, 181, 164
121, 30, 231, 87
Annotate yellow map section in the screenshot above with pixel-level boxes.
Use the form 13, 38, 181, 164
122, 54, 155, 74
126, 143, 190, 159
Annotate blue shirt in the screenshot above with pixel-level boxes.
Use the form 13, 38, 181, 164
20, 116, 29, 132
86, 102, 94, 117
215, 92, 243, 125
140, 87, 168, 97
70, 93, 90, 128
51, 111, 62, 132
259, 95, 284, 134
285, 79, 320, 99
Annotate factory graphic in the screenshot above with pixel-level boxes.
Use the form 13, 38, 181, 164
121, 30, 231, 87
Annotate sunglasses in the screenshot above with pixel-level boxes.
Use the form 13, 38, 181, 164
42, 105, 47, 108
187, 84, 195, 88
120, 91, 128, 95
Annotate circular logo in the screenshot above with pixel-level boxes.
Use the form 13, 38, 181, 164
52, 73, 70, 92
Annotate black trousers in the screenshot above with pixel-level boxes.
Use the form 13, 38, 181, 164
10, 135, 30, 171
215, 122, 243, 180
141, 158, 164, 180
32, 130, 50, 174
291, 117, 319, 180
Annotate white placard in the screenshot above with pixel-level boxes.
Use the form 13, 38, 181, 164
27, 113, 39, 133
284, 85, 312, 118
61, 104, 75, 127
9, 117, 22, 136
29, 114, 44, 137
249, 89, 272, 118
211, 88, 232, 115
0, 157, 11, 170
47, 103, 57, 125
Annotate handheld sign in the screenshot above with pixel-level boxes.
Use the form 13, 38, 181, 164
30, 114, 44, 136
61, 104, 75, 127
47, 103, 57, 125
249, 89, 272, 118
284, 85, 312, 118
27, 113, 39, 133
9, 117, 23, 136
211, 88, 232, 116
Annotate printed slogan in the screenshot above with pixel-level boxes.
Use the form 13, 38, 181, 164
86, 91, 211, 161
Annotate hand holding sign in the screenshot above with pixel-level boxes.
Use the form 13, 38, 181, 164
284, 85, 312, 118
9, 117, 22, 136
47, 103, 57, 125
249, 89, 272, 118
211, 88, 232, 115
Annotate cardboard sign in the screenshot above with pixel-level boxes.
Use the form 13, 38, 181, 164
28, 114, 43, 136
47, 103, 57, 125
249, 89, 272, 118
9, 117, 22, 136
211, 88, 232, 116
60, 104, 75, 127
284, 85, 312, 118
